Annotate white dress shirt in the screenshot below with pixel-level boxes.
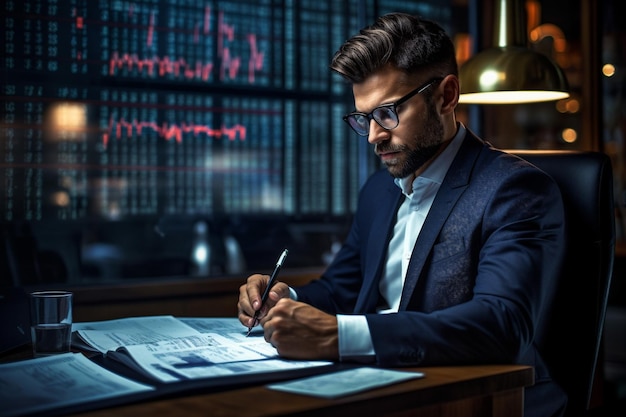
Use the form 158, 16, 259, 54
294, 124, 466, 361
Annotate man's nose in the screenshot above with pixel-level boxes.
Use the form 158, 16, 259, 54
367, 120, 389, 144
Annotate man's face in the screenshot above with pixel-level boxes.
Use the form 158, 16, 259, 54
352, 67, 445, 178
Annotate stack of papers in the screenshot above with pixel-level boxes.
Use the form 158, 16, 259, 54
1, 316, 423, 417
0, 352, 154, 417
73, 316, 333, 383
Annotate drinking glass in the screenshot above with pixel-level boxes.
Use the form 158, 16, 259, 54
29, 291, 73, 357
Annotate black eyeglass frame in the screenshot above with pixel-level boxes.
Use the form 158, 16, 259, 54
342, 77, 444, 137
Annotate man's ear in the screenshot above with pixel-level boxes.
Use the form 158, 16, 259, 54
440, 74, 460, 115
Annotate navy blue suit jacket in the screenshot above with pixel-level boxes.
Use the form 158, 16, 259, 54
296, 130, 568, 416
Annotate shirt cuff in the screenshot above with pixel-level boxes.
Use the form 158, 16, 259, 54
337, 314, 375, 363
288, 287, 298, 301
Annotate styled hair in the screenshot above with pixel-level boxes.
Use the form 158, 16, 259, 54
330, 13, 458, 83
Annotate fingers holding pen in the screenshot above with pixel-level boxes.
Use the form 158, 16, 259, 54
237, 274, 290, 328
239, 249, 290, 333
238, 274, 267, 326
247, 273, 269, 310
253, 281, 291, 321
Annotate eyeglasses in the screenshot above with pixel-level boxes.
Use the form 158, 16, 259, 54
343, 77, 443, 137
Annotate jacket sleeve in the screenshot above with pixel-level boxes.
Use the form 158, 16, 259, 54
366, 158, 565, 368
295, 169, 400, 314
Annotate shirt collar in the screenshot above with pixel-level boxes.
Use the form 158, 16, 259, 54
394, 123, 466, 196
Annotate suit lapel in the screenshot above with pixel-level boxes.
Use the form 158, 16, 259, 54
399, 133, 484, 310
354, 178, 403, 313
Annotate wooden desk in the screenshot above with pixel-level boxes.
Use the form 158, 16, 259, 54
69, 364, 533, 417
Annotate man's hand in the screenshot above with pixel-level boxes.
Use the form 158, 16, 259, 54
237, 273, 290, 329
260, 298, 339, 361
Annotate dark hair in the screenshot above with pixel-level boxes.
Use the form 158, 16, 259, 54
330, 13, 458, 83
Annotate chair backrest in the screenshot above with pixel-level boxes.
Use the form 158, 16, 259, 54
509, 150, 615, 415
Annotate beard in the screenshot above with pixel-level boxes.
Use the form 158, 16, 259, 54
376, 101, 445, 179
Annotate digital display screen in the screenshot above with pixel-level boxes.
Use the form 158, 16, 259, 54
0, 0, 451, 283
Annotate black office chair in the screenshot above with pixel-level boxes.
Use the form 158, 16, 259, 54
509, 150, 615, 416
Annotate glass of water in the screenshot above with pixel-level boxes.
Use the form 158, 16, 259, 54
29, 291, 73, 357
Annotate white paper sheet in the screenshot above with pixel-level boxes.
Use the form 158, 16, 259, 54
0, 352, 154, 417
73, 315, 201, 353
267, 367, 425, 398
73, 316, 333, 383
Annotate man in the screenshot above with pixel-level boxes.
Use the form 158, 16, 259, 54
238, 12, 567, 416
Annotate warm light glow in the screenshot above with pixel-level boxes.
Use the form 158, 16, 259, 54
530, 24, 567, 53
478, 70, 505, 88
561, 128, 577, 143
454, 33, 472, 66
555, 98, 580, 113
50, 191, 70, 207
526, 1, 541, 33
458, 0, 569, 105
565, 99, 580, 113
48, 102, 87, 139
602, 63, 616, 77
459, 90, 570, 104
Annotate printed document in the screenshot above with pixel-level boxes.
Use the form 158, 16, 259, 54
72, 315, 201, 353
73, 316, 332, 383
0, 352, 154, 417
267, 367, 425, 398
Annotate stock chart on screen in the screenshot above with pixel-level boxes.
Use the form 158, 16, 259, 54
0, 0, 451, 282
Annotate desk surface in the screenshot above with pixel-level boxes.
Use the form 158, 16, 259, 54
67, 364, 533, 417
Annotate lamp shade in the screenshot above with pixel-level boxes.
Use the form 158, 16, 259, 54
459, 0, 570, 104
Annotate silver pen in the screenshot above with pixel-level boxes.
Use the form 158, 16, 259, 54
246, 249, 289, 337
